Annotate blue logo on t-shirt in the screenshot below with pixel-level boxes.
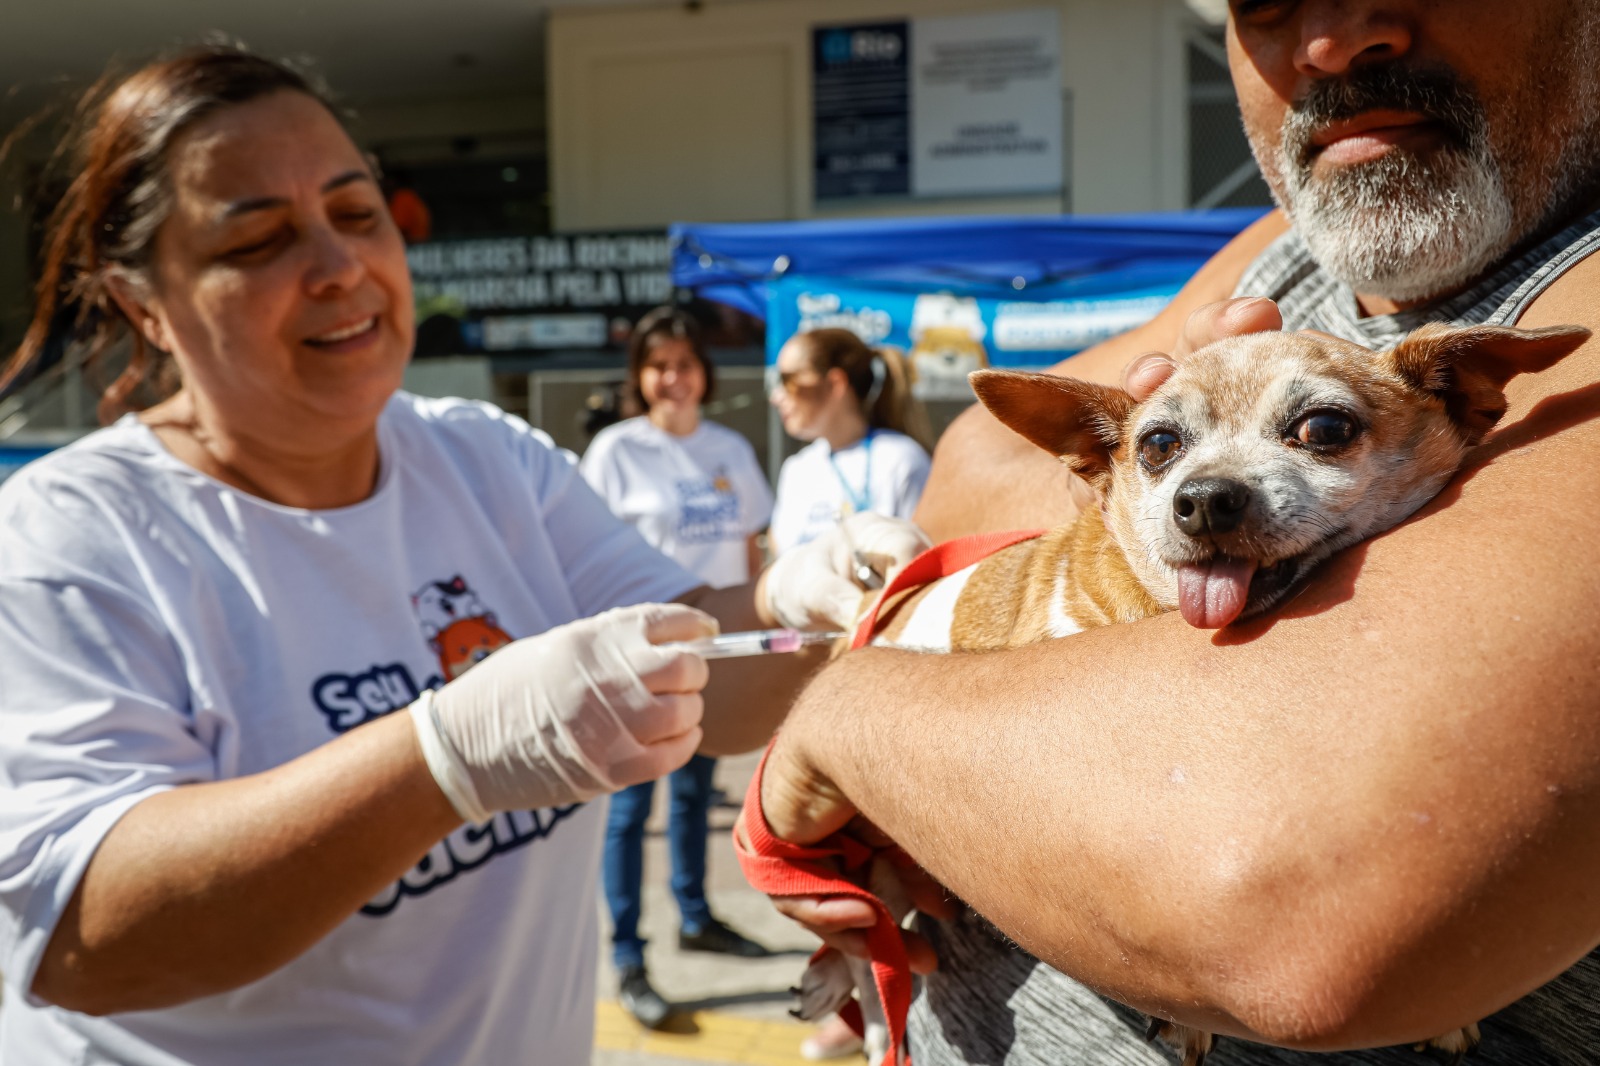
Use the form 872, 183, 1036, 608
311, 648, 581, 916
361, 804, 584, 916
312, 663, 426, 732
674, 474, 741, 544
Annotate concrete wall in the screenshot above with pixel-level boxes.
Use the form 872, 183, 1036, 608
548, 0, 1192, 230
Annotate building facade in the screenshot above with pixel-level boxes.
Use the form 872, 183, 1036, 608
0, 0, 1263, 471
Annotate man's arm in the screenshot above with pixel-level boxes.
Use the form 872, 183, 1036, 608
913, 209, 1290, 541
765, 255, 1600, 1050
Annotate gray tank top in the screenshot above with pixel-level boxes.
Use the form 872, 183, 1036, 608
907, 207, 1600, 1066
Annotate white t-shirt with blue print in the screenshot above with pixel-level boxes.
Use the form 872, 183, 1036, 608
0, 392, 699, 1066
580, 416, 773, 589
770, 429, 930, 555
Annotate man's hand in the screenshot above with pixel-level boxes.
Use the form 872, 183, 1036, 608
737, 743, 953, 971
1121, 296, 1284, 400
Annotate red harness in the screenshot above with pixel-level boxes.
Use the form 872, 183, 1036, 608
736, 530, 1044, 1066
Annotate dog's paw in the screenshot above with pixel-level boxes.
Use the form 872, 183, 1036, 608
1145, 1016, 1215, 1066
791, 949, 855, 1022
1412, 1022, 1481, 1064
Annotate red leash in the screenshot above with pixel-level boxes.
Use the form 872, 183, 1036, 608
736, 748, 912, 1063
737, 530, 1044, 1066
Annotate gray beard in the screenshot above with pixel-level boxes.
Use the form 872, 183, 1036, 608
1272, 142, 1516, 305
1255, 11, 1600, 306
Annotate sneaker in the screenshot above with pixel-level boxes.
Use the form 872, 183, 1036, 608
677, 916, 773, 958
617, 964, 673, 1030
800, 1014, 865, 1060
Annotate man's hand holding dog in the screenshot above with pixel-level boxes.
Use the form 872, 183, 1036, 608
1122, 296, 1284, 400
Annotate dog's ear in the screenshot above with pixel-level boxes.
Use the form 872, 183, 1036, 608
970, 369, 1134, 491
1385, 323, 1591, 442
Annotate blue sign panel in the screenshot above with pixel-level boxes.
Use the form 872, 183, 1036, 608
768, 271, 1190, 399
813, 21, 911, 200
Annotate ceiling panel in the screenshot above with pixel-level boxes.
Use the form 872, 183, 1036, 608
0, 0, 659, 124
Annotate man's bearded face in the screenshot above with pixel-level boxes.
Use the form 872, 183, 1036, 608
1244, 14, 1600, 304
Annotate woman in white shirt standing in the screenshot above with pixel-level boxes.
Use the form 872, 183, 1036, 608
769, 328, 933, 556
580, 308, 775, 1030
768, 327, 933, 1060
0, 49, 933, 1066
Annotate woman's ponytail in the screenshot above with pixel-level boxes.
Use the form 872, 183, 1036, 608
865, 346, 932, 451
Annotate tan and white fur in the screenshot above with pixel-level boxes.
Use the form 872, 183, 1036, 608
795, 322, 1589, 1066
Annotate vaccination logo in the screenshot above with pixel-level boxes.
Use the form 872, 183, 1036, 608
308, 573, 578, 917
674, 473, 742, 544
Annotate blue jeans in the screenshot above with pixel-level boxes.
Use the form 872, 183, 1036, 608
603, 753, 717, 970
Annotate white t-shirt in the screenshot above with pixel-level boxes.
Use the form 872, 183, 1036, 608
579, 417, 773, 589
0, 393, 699, 1066
770, 429, 931, 554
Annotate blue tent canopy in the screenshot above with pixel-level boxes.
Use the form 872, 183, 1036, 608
669, 209, 1268, 318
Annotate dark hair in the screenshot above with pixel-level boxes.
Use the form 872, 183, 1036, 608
0, 44, 341, 421
622, 306, 715, 416
794, 328, 932, 450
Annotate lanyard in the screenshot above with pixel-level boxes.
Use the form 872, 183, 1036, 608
827, 429, 874, 516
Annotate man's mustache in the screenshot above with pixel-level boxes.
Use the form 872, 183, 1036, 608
1282, 65, 1487, 169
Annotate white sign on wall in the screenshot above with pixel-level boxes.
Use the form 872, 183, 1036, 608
909, 8, 1063, 198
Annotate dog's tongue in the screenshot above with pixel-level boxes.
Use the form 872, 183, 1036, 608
1177, 558, 1259, 629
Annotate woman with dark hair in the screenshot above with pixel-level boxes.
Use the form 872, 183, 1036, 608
768, 328, 933, 556
0, 46, 926, 1065
580, 307, 774, 1028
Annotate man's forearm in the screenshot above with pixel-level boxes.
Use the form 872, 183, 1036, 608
775, 499, 1600, 1049
34, 711, 461, 1014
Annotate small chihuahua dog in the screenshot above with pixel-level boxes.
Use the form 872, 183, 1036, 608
796, 321, 1589, 1066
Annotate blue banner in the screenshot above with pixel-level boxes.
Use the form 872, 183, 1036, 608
768, 269, 1188, 399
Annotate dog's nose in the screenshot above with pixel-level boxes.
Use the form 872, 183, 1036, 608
1173, 478, 1251, 537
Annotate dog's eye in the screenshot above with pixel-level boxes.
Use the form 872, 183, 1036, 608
1138, 430, 1183, 470
1292, 411, 1358, 448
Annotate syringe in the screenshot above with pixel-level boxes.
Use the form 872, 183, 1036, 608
662, 628, 844, 659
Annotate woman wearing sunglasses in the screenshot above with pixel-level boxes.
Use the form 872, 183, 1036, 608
766, 327, 932, 1060
768, 329, 933, 558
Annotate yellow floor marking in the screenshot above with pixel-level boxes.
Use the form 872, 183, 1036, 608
595, 1001, 842, 1065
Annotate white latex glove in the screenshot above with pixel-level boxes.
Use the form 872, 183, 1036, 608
763, 512, 932, 631
410, 602, 717, 822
